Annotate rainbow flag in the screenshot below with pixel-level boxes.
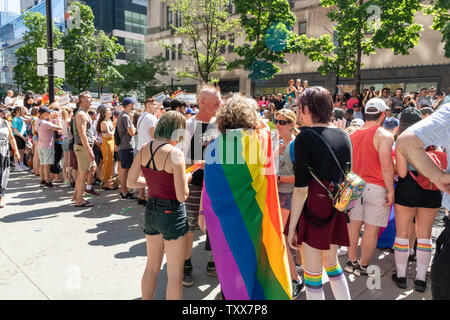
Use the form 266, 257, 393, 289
202, 129, 292, 300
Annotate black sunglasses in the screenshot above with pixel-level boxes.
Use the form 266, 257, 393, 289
274, 119, 290, 125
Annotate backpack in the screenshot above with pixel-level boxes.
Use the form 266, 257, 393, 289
409, 149, 447, 191
114, 113, 122, 147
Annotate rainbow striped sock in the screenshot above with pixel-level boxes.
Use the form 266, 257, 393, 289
394, 242, 409, 253
304, 270, 323, 292
324, 262, 345, 281
416, 242, 432, 253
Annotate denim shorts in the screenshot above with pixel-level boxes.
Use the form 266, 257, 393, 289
144, 197, 189, 241
62, 137, 70, 153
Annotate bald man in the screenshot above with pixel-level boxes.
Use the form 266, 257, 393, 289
181, 86, 223, 287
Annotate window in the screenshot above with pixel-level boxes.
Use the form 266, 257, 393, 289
167, 6, 173, 29
175, 10, 182, 27
220, 36, 226, 54
124, 10, 147, 35
178, 43, 183, 60
228, 34, 234, 53
288, 0, 295, 9
125, 38, 146, 60
227, 0, 233, 14
172, 45, 176, 60
165, 46, 170, 61
298, 21, 307, 35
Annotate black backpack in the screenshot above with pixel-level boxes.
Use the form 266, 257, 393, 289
431, 215, 450, 300
114, 113, 122, 147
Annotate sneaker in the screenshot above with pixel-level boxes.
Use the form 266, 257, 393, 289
0, 197, 5, 208
20, 164, 30, 170
338, 247, 348, 257
344, 260, 358, 274
295, 264, 303, 274
183, 266, 194, 287
292, 278, 304, 299
44, 182, 54, 188
84, 188, 100, 196
391, 272, 407, 289
15, 165, 25, 172
137, 199, 147, 206
206, 261, 217, 276
40, 180, 46, 187
414, 278, 426, 293
353, 262, 369, 277
120, 192, 137, 201
70, 182, 76, 188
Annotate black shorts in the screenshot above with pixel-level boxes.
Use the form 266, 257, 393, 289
118, 148, 134, 169
93, 144, 103, 163
144, 197, 189, 241
113, 151, 118, 162
14, 135, 26, 150
395, 171, 443, 209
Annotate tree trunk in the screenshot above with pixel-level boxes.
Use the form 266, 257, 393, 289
355, 0, 364, 95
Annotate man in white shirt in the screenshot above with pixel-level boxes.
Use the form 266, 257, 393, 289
137, 98, 157, 151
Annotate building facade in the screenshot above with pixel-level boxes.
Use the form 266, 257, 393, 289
146, 0, 450, 95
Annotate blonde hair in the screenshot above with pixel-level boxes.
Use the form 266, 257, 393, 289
30, 107, 40, 116
61, 107, 72, 121
275, 109, 300, 134
216, 94, 260, 134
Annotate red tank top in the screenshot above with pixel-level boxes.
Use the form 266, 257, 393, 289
350, 125, 385, 187
141, 141, 177, 200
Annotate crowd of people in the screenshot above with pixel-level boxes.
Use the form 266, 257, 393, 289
0, 82, 449, 301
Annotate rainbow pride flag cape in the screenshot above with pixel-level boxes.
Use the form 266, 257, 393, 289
202, 129, 292, 300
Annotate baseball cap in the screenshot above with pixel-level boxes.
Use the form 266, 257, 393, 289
186, 107, 197, 115
364, 98, 389, 114
38, 106, 51, 114
350, 118, 364, 127
383, 117, 399, 130
399, 107, 422, 125
122, 97, 137, 107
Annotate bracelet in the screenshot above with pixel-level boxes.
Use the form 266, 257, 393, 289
198, 211, 204, 215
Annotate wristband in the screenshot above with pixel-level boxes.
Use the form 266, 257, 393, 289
198, 211, 204, 215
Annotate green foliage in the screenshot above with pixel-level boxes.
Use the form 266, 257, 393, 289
61, 1, 96, 94
291, 0, 423, 91
61, 1, 124, 95
161, 0, 240, 83
111, 55, 170, 100
425, 0, 450, 58
229, 0, 297, 80
13, 12, 64, 93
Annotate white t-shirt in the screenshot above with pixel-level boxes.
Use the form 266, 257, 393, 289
5, 96, 15, 107
137, 112, 157, 151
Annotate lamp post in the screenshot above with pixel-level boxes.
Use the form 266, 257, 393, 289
46, 0, 55, 103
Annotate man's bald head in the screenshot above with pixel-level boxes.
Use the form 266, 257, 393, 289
197, 85, 223, 120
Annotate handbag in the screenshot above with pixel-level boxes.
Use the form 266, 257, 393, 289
408, 149, 447, 191
306, 128, 366, 213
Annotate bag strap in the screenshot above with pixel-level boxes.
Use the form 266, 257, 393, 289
137, 112, 148, 132
306, 128, 346, 177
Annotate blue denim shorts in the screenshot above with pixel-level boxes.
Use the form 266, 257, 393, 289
144, 197, 189, 241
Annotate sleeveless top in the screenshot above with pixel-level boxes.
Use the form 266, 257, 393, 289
141, 141, 177, 201
350, 125, 385, 187
73, 109, 95, 146
0, 119, 10, 157
101, 120, 114, 138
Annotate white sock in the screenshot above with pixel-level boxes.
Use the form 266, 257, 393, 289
325, 262, 351, 300
394, 237, 409, 278
304, 269, 324, 300
86, 185, 92, 190
416, 238, 432, 281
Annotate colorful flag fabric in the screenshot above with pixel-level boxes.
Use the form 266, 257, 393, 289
202, 128, 292, 300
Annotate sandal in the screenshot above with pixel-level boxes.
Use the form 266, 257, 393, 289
75, 201, 95, 207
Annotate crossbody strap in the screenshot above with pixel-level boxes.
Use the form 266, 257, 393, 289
137, 112, 148, 132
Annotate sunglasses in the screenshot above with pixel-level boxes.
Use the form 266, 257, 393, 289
274, 119, 291, 125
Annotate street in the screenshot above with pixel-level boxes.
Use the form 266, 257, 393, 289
0, 170, 444, 300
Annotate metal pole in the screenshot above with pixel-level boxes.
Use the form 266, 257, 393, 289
46, 0, 55, 103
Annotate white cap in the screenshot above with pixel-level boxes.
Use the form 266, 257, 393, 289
365, 98, 389, 114
350, 118, 364, 127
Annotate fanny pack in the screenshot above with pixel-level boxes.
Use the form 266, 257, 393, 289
306, 128, 366, 213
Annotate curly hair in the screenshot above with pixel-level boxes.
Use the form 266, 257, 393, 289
216, 94, 260, 134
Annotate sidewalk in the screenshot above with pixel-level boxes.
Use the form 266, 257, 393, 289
0, 171, 441, 300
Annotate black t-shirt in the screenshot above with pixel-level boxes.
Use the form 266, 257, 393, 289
274, 99, 285, 110
189, 122, 212, 186
294, 127, 352, 188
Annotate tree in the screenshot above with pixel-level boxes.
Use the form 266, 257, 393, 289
63, 1, 124, 96
425, 0, 450, 58
13, 12, 64, 93
61, 1, 96, 94
161, 0, 240, 83
290, 0, 423, 93
228, 0, 298, 81
111, 55, 170, 100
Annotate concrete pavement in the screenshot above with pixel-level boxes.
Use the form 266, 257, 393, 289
0, 170, 443, 300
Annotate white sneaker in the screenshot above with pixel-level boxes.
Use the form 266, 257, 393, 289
15, 165, 25, 172
20, 163, 30, 170
338, 247, 348, 257
0, 197, 5, 208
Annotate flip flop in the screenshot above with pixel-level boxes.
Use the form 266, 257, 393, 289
75, 201, 95, 208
